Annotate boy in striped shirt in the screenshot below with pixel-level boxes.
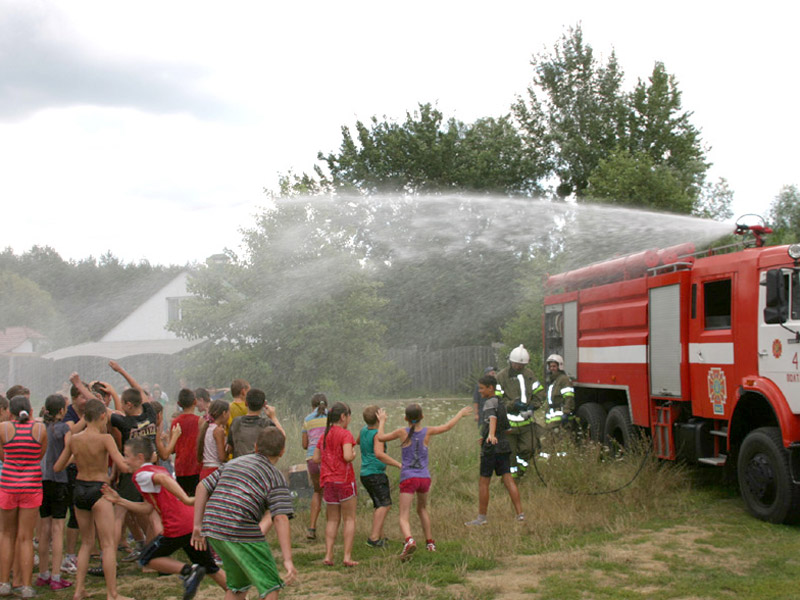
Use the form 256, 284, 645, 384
191, 427, 296, 600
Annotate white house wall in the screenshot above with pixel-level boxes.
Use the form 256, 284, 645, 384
101, 272, 190, 342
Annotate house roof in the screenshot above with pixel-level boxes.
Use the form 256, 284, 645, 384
0, 327, 45, 354
42, 338, 206, 361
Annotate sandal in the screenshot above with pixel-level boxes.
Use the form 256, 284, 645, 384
306, 528, 316, 540
343, 560, 359, 567
322, 559, 334, 566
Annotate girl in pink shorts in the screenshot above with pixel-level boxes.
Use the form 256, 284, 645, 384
377, 403, 472, 561
0, 395, 47, 598
313, 402, 357, 567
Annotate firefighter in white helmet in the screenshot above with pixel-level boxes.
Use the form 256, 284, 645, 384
535, 354, 575, 428
495, 345, 540, 478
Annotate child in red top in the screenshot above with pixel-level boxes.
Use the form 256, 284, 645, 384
312, 402, 357, 567
101, 437, 226, 600
170, 389, 202, 495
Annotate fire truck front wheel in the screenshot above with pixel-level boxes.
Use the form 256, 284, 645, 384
737, 427, 800, 524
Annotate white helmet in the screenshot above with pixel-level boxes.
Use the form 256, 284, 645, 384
546, 354, 564, 370
509, 344, 530, 365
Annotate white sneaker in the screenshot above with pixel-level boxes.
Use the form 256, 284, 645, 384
0, 583, 11, 597
516, 513, 526, 522
465, 515, 488, 526
60, 558, 77, 575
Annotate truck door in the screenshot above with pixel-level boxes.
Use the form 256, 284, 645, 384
688, 275, 735, 418
757, 268, 800, 413
649, 284, 682, 398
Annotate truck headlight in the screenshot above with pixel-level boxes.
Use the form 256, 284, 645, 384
788, 245, 800, 260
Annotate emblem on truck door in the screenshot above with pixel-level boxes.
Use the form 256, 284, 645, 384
707, 367, 727, 415
773, 338, 783, 359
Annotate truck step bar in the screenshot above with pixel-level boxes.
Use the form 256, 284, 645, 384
698, 455, 727, 466
710, 427, 729, 438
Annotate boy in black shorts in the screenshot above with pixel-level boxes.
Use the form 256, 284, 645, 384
357, 405, 401, 548
465, 375, 524, 526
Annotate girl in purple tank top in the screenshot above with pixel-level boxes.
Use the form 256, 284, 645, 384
377, 403, 472, 561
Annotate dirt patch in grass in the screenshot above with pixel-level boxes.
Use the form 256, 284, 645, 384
463, 523, 753, 599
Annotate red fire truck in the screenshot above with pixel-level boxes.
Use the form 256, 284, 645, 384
543, 224, 800, 523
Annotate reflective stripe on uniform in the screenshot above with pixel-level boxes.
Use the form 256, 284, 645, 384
517, 374, 527, 405
545, 408, 563, 424
561, 387, 574, 396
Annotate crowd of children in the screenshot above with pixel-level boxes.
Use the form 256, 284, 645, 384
0, 366, 522, 600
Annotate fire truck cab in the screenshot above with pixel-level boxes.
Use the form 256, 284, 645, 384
543, 234, 800, 523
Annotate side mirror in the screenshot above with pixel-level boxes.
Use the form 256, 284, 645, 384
764, 269, 789, 324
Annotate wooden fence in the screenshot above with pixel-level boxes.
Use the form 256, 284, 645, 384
386, 345, 497, 395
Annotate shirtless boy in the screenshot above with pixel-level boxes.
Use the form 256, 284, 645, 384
55, 379, 132, 600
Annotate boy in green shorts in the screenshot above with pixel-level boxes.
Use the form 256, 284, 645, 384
191, 427, 296, 600
356, 405, 401, 548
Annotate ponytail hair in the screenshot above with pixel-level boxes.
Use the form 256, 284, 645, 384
311, 392, 328, 418
322, 402, 350, 450
402, 403, 423, 447
10, 395, 32, 423
43, 394, 67, 424
197, 399, 229, 463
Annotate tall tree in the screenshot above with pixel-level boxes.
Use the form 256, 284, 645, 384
514, 25, 626, 198
515, 26, 709, 212
624, 62, 708, 206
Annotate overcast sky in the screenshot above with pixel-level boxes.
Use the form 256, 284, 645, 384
1, 1, 797, 266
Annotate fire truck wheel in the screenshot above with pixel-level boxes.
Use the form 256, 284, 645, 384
604, 405, 633, 455
575, 403, 606, 442
737, 427, 800, 524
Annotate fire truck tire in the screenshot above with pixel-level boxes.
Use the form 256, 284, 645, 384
575, 403, 605, 442
604, 405, 634, 453
737, 427, 800, 524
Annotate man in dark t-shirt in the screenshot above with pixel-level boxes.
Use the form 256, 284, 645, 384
465, 375, 524, 526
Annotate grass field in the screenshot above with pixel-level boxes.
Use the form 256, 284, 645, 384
27, 397, 800, 600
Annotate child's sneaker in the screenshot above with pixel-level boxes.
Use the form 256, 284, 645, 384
366, 537, 386, 548
426, 540, 436, 552
465, 515, 488, 526
516, 512, 526, 522
305, 528, 316, 540
49, 579, 72, 592
33, 577, 49, 588
19, 586, 36, 599
181, 564, 206, 600
0, 583, 11, 597
399, 537, 416, 562
60, 557, 77, 575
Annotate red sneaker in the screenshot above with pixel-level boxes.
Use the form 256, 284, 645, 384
49, 579, 73, 591
34, 577, 50, 587
399, 538, 416, 562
